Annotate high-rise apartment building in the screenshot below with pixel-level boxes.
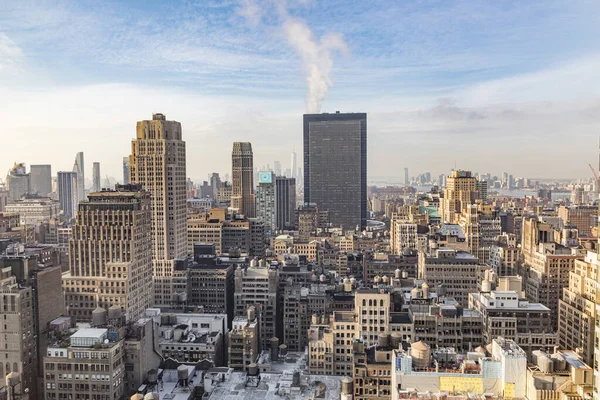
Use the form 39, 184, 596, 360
122, 156, 130, 184
30, 164, 52, 197
304, 112, 367, 231
92, 162, 101, 192
231, 142, 256, 218
129, 113, 188, 306
439, 170, 480, 223
256, 171, 276, 236
57, 171, 78, 220
73, 151, 85, 202
6, 162, 30, 201
63, 184, 152, 322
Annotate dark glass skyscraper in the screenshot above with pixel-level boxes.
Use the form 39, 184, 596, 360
303, 112, 367, 231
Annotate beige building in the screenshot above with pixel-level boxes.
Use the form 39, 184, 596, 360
457, 204, 501, 263
390, 219, 417, 254
355, 288, 391, 346
129, 113, 188, 307
187, 208, 265, 257
489, 233, 520, 276
231, 142, 256, 218
558, 251, 598, 365
43, 328, 125, 400
228, 308, 260, 371
524, 242, 584, 328
63, 185, 153, 322
439, 170, 479, 223
352, 340, 393, 400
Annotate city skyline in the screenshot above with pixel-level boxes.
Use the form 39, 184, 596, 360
1, 1, 600, 180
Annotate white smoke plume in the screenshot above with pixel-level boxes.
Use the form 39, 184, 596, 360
238, 0, 349, 113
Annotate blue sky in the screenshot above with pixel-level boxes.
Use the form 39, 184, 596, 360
1, 0, 600, 181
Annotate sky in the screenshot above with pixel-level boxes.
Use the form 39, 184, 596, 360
1, 0, 600, 183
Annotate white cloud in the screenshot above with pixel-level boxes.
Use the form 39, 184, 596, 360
0, 33, 24, 74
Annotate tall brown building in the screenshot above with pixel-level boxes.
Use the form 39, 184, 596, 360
439, 170, 480, 223
63, 184, 153, 322
129, 113, 188, 306
231, 142, 256, 218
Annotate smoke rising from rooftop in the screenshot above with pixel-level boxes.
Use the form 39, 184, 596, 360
238, 0, 349, 113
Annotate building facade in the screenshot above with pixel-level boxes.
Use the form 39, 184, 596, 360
57, 171, 78, 220
30, 164, 52, 197
304, 112, 367, 231
63, 184, 153, 322
129, 113, 188, 307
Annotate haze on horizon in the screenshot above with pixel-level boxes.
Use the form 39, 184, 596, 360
1, 0, 600, 182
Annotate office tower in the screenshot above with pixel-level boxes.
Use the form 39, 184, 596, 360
439, 170, 480, 223
274, 160, 282, 176
73, 151, 85, 202
30, 164, 52, 197
129, 113, 187, 306
304, 112, 367, 231
57, 171, 78, 220
256, 171, 276, 236
122, 156, 130, 184
92, 162, 101, 192
438, 174, 445, 188
476, 180, 488, 202
6, 162, 30, 200
458, 204, 501, 263
210, 172, 221, 200
404, 168, 409, 185
63, 184, 152, 322
290, 151, 297, 179
558, 251, 598, 365
275, 176, 296, 230
231, 142, 256, 218
0, 190, 7, 212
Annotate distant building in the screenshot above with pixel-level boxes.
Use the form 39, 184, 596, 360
558, 205, 596, 236
275, 176, 296, 230
30, 164, 52, 197
304, 112, 367, 231
72, 151, 85, 202
56, 171, 77, 220
228, 309, 260, 371
122, 156, 129, 184
439, 170, 479, 223
92, 161, 101, 192
5, 197, 60, 226
6, 162, 30, 201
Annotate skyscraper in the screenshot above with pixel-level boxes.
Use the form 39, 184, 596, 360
303, 112, 367, 231
290, 151, 297, 179
30, 164, 52, 197
73, 151, 85, 202
122, 156, 130, 184
129, 113, 187, 306
210, 172, 221, 200
57, 171, 77, 220
275, 176, 296, 230
92, 162, 101, 192
231, 142, 256, 218
404, 167, 409, 185
274, 161, 282, 176
63, 184, 153, 322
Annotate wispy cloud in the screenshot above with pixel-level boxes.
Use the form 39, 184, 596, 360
0, 33, 24, 74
